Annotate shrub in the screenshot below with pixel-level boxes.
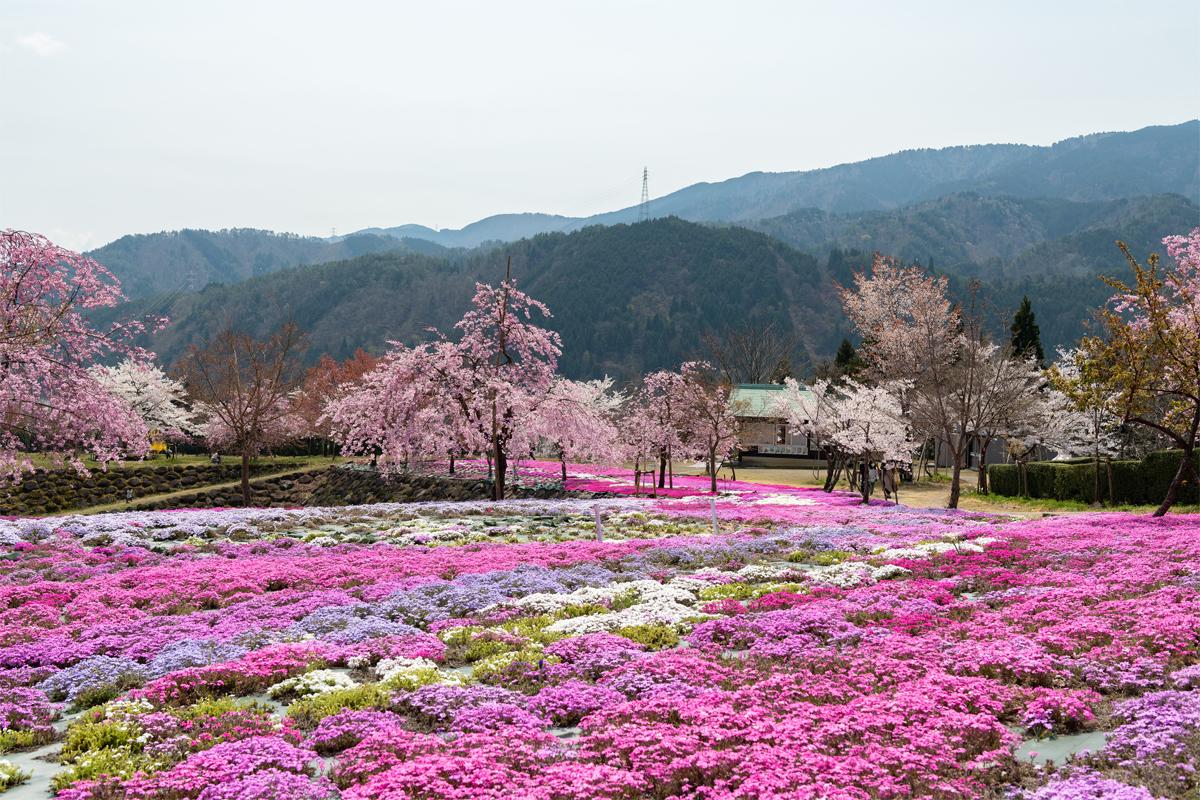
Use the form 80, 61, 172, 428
615, 624, 679, 651
285, 684, 390, 729
0, 759, 30, 791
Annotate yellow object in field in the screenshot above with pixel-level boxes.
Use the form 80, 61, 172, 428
149, 430, 168, 453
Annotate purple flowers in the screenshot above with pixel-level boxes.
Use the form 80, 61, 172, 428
36, 655, 147, 706
196, 770, 336, 800
1021, 770, 1157, 799
449, 703, 548, 732
527, 680, 626, 726
309, 709, 406, 754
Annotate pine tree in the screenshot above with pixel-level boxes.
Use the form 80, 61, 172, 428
1010, 295, 1045, 366
834, 338, 865, 378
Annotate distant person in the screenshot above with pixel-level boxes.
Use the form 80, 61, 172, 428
211, 452, 222, 464
867, 462, 878, 497
882, 461, 896, 501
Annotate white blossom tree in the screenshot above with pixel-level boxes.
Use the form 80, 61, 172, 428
1046, 347, 1124, 504
775, 377, 910, 503
91, 359, 198, 441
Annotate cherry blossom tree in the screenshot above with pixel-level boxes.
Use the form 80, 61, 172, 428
323, 346, 456, 472
327, 267, 561, 500
90, 359, 198, 441
840, 254, 1043, 508
775, 377, 910, 503
176, 313, 309, 505
523, 377, 623, 481
1, 230, 163, 483
676, 361, 743, 493
619, 369, 691, 493
293, 349, 379, 456
770, 379, 846, 492
1081, 228, 1200, 515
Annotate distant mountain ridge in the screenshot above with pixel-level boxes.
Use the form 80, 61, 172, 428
82, 121, 1198, 301
92, 219, 826, 381
748, 192, 1199, 281
85, 229, 485, 300
341, 121, 1199, 248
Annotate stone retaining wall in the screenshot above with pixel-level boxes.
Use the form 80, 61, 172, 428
132, 470, 321, 511
1, 462, 309, 516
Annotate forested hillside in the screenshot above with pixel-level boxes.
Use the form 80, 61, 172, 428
463, 220, 824, 377
85, 229, 490, 299
92, 217, 1178, 384
750, 192, 1199, 281
93, 220, 827, 382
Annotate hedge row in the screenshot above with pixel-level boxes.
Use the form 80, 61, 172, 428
988, 450, 1200, 505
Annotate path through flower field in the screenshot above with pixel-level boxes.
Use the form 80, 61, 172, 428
1, 461, 1195, 799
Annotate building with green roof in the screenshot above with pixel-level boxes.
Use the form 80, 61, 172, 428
729, 383, 827, 468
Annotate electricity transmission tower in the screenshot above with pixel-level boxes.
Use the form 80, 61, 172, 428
638, 167, 649, 222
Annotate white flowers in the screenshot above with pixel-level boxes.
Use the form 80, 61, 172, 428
375, 657, 441, 681
872, 540, 985, 560
546, 592, 711, 636
268, 669, 358, 698
807, 561, 911, 588
734, 564, 808, 583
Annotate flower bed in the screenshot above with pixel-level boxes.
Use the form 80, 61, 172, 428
1, 464, 1196, 798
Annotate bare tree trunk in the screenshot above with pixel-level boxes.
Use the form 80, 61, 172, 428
560, 454, 567, 482
948, 458, 963, 509
494, 447, 506, 500
1107, 457, 1114, 506
823, 450, 837, 492
658, 453, 667, 488
860, 455, 870, 504
241, 450, 251, 506
449, 454, 455, 475
1094, 451, 1101, 506
977, 437, 990, 494
709, 446, 718, 493
1157, 452, 1192, 517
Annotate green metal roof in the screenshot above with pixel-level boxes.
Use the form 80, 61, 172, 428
730, 384, 813, 418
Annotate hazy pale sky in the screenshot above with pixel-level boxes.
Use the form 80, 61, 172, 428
2, 0, 1197, 251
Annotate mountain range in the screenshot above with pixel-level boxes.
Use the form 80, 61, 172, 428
80, 119, 1200, 380
336, 120, 1198, 247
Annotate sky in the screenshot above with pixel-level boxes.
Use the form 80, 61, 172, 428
2, 0, 1198, 252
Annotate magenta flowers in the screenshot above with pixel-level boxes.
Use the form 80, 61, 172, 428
3, 466, 1198, 798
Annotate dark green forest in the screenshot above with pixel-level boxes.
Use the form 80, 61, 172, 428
94, 219, 826, 382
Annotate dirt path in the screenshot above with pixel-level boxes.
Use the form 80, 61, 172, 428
669, 464, 1067, 518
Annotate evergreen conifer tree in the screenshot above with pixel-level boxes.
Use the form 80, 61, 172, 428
1010, 295, 1045, 366
834, 338, 865, 378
